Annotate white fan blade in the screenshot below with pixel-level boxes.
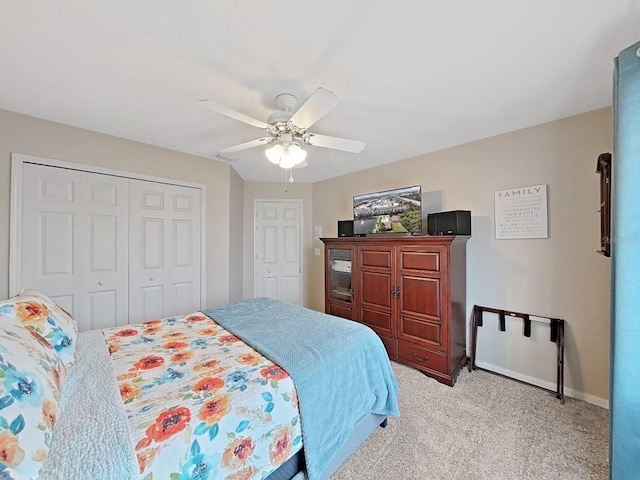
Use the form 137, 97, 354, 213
303, 133, 365, 153
218, 137, 274, 154
199, 100, 272, 130
289, 87, 340, 130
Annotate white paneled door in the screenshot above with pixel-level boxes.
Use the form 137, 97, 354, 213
15, 159, 203, 331
128, 179, 202, 323
254, 201, 302, 305
20, 163, 130, 331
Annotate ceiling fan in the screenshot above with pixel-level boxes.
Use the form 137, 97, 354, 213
199, 87, 365, 170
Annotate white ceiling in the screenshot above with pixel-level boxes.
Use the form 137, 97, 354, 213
1, 1, 638, 183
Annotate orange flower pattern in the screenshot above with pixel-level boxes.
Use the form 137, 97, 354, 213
133, 355, 165, 371
170, 350, 193, 363
0, 429, 25, 468
260, 365, 288, 380
15, 301, 49, 327
145, 406, 191, 442
222, 436, 256, 470
269, 425, 295, 467
199, 394, 231, 425
102, 312, 302, 479
236, 352, 261, 366
193, 377, 224, 393
120, 382, 140, 403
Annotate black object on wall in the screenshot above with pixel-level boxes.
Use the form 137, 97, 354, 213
337, 220, 354, 237
427, 210, 471, 236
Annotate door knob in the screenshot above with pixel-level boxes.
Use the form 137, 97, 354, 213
150, 277, 155, 281
98, 281, 104, 286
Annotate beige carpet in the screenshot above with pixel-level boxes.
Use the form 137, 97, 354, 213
331, 362, 609, 480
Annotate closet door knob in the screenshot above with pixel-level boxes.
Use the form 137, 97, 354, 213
98, 281, 104, 286
149, 277, 155, 281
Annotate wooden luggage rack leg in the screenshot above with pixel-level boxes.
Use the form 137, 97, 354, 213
468, 305, 565, 404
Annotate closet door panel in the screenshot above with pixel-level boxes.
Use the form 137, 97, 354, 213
142, 218, 165, 269
41, 212, 74, 275
87, 289, 120, 330
174, 282, 194, 315
167, 186, 201, 317
89, 214, 118, 271
21, 168, 77, 304
79, 172, 130, 330
140, 285, 166, 320
20, 164, 129, 332
129, 180, 201, 323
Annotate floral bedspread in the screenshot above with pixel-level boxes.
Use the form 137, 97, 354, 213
102, 312, 302, 480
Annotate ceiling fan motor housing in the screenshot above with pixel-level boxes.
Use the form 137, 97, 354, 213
267, 110, 293, 128
267, 93, 298, 133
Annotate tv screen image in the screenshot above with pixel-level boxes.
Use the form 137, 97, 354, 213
353, 185, 422, 235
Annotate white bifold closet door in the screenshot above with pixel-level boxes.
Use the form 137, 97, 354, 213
20, 164, 130, 331
128, 179, 201, 324
18, 163, 201, 331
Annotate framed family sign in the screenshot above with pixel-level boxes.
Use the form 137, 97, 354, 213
494, 184, 548, 239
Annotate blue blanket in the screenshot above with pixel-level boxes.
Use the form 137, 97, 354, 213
203, 298, 399, 480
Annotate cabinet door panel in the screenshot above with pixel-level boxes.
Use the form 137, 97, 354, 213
328, 302, 353, 320
361, 307, 393, 336
360, 249, 392, 268
400, 249, 442, 273
400, 316, 442, 347
400, 275, 441, 319
324, 244, 355, 319
358, 245, 394, 336
361, 271, 392, 308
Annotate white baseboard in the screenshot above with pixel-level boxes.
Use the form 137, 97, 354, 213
474, 361, 609, 410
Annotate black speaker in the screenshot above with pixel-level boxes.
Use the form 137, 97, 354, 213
337, 220, 354, 237
427, 210, 471, 236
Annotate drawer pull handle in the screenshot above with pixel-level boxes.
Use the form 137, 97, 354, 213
413, 352, 429, 362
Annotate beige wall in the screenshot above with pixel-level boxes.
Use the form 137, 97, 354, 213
311, 108, 612, 403
229, 168, 244, 303
0, 109, 233, 308
242, 181, 314, 305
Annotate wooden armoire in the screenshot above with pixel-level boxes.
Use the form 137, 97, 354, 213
321, 235, 468, 386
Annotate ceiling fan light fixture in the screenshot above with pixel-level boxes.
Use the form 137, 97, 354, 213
265, 138, 307, 169
265, 143, 284, 164
279, 154, 295, 169
287, 142, 307, 166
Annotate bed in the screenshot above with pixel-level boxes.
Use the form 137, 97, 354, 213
0, 292, 399, 480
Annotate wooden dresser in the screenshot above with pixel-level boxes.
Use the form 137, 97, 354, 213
321, 236, 468, 386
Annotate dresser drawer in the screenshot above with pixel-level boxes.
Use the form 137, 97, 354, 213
398, 340, 448, 374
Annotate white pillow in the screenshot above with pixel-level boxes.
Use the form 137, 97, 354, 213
0, 318, 65, 479
0, 290, 78, 367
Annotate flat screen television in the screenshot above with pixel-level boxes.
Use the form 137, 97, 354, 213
353, 185, 422, 235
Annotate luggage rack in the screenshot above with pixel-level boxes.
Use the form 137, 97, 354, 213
468, 305, 565, 404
